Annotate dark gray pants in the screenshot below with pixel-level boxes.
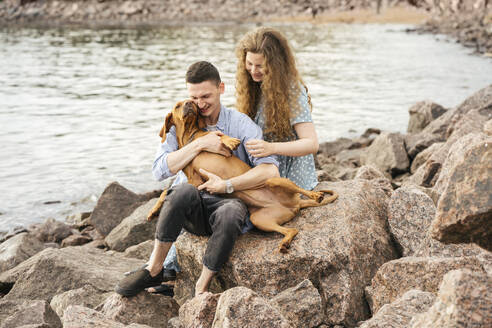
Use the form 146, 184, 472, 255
155, 183, 248, 272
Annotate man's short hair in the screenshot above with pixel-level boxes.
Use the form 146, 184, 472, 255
186, 61, 221, 85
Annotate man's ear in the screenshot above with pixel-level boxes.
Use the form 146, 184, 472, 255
159, 113, 173, 143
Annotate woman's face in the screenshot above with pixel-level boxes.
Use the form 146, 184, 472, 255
245, 52, 265, 82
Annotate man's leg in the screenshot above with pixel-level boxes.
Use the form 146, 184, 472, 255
116, 184, 208, 296
195, 197, 248, 295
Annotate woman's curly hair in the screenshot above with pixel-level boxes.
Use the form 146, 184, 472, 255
235, 27, 311, 141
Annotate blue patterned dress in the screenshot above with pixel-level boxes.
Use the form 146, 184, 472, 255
254, 86, 318, 190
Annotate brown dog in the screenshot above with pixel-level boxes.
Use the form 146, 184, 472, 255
148, 100, 338, 252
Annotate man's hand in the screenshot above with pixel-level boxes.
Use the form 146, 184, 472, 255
197, 169, 227, 194
245, 139, 275, 157
198, 131, 232, 157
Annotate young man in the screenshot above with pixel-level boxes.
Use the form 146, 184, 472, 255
115, 61, 279, 297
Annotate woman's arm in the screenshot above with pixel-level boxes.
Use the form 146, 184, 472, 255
245, 122, 319, 157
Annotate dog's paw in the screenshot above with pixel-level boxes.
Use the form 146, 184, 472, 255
310, 191, 324, 203
147, 212, 157, 222
222, 136, 241, 150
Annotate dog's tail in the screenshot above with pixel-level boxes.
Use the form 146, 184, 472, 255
147, 189, 168, 221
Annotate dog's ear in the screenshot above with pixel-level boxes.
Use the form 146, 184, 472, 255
159, 112, 173, 143
197, 115, 207, 130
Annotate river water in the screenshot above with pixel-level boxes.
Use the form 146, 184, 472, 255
0, 23, 491, 233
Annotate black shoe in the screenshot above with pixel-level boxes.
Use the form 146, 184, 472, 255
115, 267, 163, 297
162, 268, 176, 282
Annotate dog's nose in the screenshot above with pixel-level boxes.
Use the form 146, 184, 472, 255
183, 101, 194, 116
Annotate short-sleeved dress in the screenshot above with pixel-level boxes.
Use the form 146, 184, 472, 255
254, 86, 318, 191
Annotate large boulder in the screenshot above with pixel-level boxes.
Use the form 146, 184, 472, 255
365, 256, 488, 314
62, 305, 152, 328
212, 287, 291, 328
0, 299, 62, 328
360, 132, 409, 177
90, 181, 165, 237
269, 279, 323, 328
50, 284, 112, 318
358, 289, 435, 328
98, 292, 179, 328
430, 136, 492, 251
105, 199, 158, 252
177, 292, 221, 328
409, 269, 492, 328
0, 246, 145, 301
175, 180, 398, 327
407, 101, 447, 134
387, 185, 484, 258
0, 232, 45, 272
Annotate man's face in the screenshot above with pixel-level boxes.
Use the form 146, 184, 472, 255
187, 80, 224, 123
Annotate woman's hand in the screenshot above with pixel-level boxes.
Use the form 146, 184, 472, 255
245, 139, 275, 157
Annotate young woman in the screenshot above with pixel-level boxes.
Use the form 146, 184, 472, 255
235, 27, 319, 190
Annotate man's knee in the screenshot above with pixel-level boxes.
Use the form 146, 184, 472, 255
167, 183, 200, 207
213, 200, 247, 232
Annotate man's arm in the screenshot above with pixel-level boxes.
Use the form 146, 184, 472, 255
198, 163, 279, 194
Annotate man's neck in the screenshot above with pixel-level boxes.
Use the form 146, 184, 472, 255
204, 104, 221, 126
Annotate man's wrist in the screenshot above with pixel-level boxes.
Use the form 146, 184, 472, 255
225, 180, 234, 193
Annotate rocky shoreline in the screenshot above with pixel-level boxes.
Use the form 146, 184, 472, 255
1, 84, 491, 327
1, 1, 491, 56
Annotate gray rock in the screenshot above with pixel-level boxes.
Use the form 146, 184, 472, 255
30, 218, 73, 244
62, 305, 152, 328
409, 269, 492, 328
0, 232, 45, 272
318, 137, 354, 157
358, 289, 435, 328
50, 284, 112, 318
178, 292, 220, 328
175, 180, 398, 327
485, 119, 492, 135
105, 198, 158, 252
124, 239, 154, 260
387, 186, 436, 257
0, 299, 62, 328
98, 292, 179, 328
431, 136, 492, 251
355, 165, 389, 181
60, 234, 92, 247
270, 279, 323, 328
212, 287, 291, 328
361, 132, 409, 176
365, 256, 487, 314
90, 182, 147, 237
0, 246, 145, 301
407, 101, 447, 134
410, 142, 443, 173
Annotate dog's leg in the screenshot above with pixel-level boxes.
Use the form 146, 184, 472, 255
147, 189, 168, 221
250, 207, 298, 253
266, 178, 338, 204
298, 190, 338, 209
220, 135, 241, 151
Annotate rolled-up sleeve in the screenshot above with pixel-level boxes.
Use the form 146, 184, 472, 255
152, 126, 179, 181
